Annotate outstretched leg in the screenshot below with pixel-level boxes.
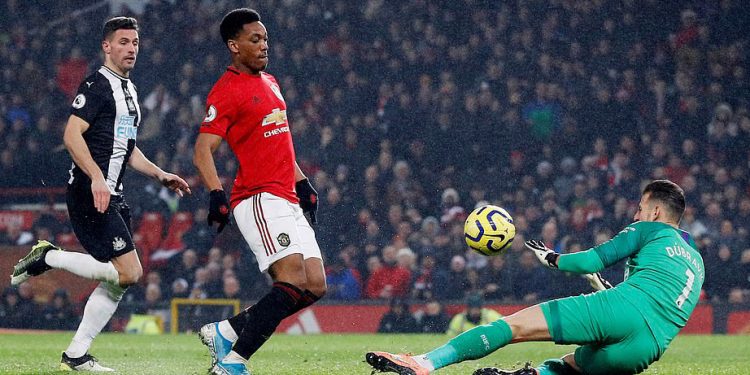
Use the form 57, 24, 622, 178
367, 305, 552, 374
11, 240, 122, 286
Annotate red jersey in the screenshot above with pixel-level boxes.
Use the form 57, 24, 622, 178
200, 67, 298, 208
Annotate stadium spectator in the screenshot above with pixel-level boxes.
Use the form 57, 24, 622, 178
396, 247, 417, 273
30, 205, 65, 239
0, 287, 24, 328
221, 254, 238, 279
411, 252, 438, 300
42, 289, 78, 330
55, 47, 88, 99
479, 256, 514, 301
511, 251, 550, 303
221, 276, 242, 300
0, 221, 34, 246
181, 209, 216, 255
325, 256, 362, 301
140, 283, 164, 314
445, 294, 502, 337
14, 283, 42, 329
203, 246, 219, 263
201, 262, 224, 298
170, 278, 190, 300
416, 299, 450, 334
166, 248, 199, 286
365, 245, 412, 299
705, 244, 744, 301
433, 255, 470, 301
377, 299, 419, 334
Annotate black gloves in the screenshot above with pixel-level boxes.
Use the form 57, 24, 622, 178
295, 179, 318, 224
208, 189, 230, 233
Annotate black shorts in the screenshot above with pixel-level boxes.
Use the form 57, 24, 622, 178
66, 184, 135, 262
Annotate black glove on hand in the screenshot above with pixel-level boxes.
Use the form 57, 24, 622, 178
295, 179, 318, 224
525, 239, 560, 268
208, 189, 230, 233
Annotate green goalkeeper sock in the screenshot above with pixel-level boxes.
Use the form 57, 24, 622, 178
425, 319, 513, 370
537, 358, 578, 375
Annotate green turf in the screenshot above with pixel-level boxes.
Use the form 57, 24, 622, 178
0, 333, 747, 374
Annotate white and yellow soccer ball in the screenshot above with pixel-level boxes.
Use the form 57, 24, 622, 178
464, 204, 516, 256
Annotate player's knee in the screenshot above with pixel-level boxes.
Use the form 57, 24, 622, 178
118, 265, 143, 286
269, 258, 306, 287
308, 281, 327, 298
278, 273, 307, 290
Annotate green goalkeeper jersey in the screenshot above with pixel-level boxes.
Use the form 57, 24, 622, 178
558, 221, 705, 351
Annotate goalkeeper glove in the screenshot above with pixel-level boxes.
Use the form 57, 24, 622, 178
525, 240, 559, 268
208, 189, 230, 233
584, 272, 614, 291
295, 179, 318, 224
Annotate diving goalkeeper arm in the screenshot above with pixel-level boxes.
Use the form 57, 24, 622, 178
525, 240, 613, 291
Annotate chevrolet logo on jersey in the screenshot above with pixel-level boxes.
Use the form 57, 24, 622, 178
262, 108, 287, 126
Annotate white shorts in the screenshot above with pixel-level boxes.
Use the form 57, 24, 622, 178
233, 192, 322, 272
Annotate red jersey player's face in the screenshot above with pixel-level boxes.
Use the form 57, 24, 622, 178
102, 29, 139, 76
231, 22, 269, 75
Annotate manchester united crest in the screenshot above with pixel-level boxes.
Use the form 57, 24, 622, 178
277, 233, 290, 247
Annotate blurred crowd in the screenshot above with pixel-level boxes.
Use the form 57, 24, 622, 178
1, 0, 750, 329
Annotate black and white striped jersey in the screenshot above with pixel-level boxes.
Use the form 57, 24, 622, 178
68, 65, 141, 194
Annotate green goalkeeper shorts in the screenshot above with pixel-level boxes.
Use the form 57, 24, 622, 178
540, 288, 661, 375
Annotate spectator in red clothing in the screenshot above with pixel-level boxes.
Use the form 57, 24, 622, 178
365, 245, 412, 299
665, 155, 689, 184
671, 9, 700, 50
55, 47, 88, 99
412, 252, 438, 300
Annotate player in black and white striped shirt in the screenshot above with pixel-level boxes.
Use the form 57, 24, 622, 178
10, 16, 190, 372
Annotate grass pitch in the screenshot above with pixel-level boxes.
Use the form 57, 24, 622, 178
0, 333, 747, 374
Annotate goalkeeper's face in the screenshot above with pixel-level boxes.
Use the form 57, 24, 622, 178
634, 193, 658, 222
103, 29, 139, 74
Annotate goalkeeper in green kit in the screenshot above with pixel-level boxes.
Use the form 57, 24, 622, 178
366, 180, 704, 375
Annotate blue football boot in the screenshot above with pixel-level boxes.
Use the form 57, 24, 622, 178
199, 322, 234, 368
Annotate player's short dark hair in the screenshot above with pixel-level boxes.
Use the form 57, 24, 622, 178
220, 8, 261, 45
103, 17, 139, 40
643, 180, 686, 222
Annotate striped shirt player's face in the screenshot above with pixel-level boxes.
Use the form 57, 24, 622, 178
102, 29, 139, 76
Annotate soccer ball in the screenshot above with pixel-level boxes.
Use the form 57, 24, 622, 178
464, 204, 515, 256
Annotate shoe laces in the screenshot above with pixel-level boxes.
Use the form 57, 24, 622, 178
82, 353, 101, 366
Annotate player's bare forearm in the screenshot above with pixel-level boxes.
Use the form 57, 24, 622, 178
193, 133, 224, 191
294, 161, 307, 182
128, 147, 165, 180
63, 115, 105, 183
129, 147, 191, 195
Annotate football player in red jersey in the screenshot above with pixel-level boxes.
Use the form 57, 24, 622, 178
192, 8, 326, 375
